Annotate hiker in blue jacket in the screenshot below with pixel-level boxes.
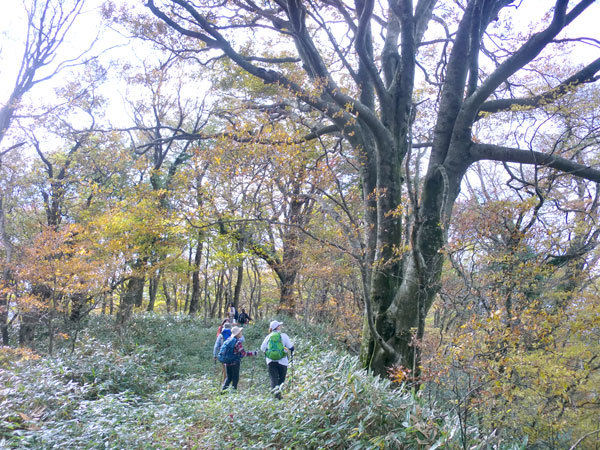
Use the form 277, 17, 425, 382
213, 322, 233, 382
260, 320, 294, 399
213, 322, 232, 358
218, 326, 257, 391
216, 318, 230, 338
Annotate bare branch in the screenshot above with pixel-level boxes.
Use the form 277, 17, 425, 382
470, 142, 600, 183
465, 0, 595, 116
477, 57, 600, 118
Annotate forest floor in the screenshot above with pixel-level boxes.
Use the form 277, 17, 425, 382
1, 314, 493, 449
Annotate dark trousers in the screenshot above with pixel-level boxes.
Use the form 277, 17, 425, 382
268, 361, 288, 399
223, 361, 240, 390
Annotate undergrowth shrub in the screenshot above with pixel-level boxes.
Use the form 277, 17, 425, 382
192, 347, 465, 449
1, 314, 508, 449
1, 350, 92, 444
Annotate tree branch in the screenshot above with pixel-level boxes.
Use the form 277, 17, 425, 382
477, 57, 600, 118
465, 0, 595, 116
470, 142, 600, 183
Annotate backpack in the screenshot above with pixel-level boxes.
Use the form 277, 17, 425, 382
221, 328, 232, 340
238, 313, 249, 324
265, 332, 286, 360
218, 336, 240, 364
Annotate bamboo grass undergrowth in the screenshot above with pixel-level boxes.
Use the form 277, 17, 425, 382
1, 314, 511, 449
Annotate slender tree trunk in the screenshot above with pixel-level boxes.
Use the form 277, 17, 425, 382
204, 249, 212, 318
189, 237, 203, 315
147, 279, 156, 312
202, 283, 208, 323
184, 244, 192, 313
246, 262, 258, 322
0, 273, 10, 345
255, 262, 262, 320
1, 195, 13, 345
215, 270, 226, 318
232, 260, 243, 310
147, 271, 160, 312
171, 284, 178, 313
163, 281, 172, 314
225, 270, 232, 312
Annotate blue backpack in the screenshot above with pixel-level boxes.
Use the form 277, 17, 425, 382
218, 336, 240, 364
221, 328, 232, 340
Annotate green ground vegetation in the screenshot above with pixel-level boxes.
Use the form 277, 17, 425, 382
0, 315, 507, 449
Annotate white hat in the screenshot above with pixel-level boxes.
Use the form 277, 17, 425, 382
231, 326, 243, 336
269, 320, 283, 331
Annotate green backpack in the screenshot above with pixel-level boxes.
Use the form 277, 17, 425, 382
265, 331, 286, 360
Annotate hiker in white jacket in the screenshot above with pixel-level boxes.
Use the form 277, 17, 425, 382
260, 320, 294, 399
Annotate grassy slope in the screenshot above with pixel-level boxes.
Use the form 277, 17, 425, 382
0, 315, 491, 449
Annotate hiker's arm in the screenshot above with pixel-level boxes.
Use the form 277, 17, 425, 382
260, 335, 270, 352
213, 335, 222, 358
282, 334, 294, 352
236, 341, 257, 357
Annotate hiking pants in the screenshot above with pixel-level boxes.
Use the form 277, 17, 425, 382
223, 361, 240, 390
267, 361, 287, 399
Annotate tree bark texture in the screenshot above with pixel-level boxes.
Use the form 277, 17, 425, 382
116, 275, 145, 326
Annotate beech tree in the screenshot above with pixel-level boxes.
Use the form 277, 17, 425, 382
145, 0, 600, 376
211, 132, 318, 315
422, 82, 600, 443
429, 176, 600, 444
0, 0, 90, 148
14, 63, 113, 343
113, 59, 206, 325
0, 0, 92, 345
